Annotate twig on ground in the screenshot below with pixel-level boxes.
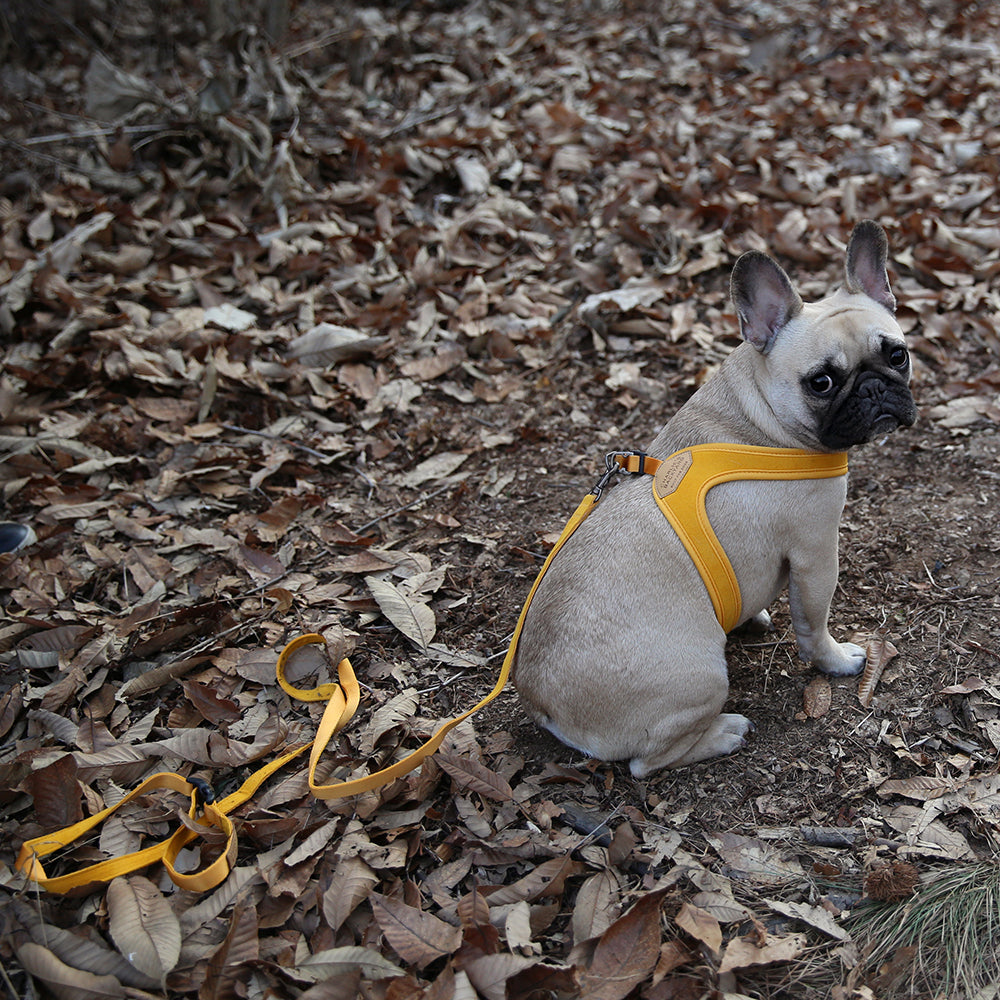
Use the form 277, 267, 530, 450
415, 670, 468, 696
486, 639, 515, 663
0, 955, 22, 1000
965, 637, 1000, 661
352, 483, 453, 533
0, 137, 81, 171
221, 423, 330, 461
755, 826, 865, 848
282, 27, 352, 59
380, 105, 462, 139
20, 123, 170, 146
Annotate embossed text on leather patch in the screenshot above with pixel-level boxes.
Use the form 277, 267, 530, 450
653, 449, 693, 497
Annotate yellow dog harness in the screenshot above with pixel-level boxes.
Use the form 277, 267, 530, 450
603, 445, 849, 632
16, 442, 846, 894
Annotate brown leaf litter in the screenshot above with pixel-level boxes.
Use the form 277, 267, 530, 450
2, 1, 1000, 998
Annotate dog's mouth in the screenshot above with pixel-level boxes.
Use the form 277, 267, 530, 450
855, 412, 908, 446
872, 412, 908, 435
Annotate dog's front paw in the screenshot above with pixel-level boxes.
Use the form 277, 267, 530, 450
719, 712, 756, 739
814, 641, 866, 677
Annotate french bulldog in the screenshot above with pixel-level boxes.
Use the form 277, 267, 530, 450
513, 221, 916, 776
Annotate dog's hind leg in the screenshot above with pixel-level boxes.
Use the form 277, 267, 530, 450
628, 712, 754, 777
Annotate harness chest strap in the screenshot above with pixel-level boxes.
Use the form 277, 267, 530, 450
619, 444, 849, 633
15, 444, 845, 894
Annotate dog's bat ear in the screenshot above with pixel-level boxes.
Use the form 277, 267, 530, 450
845, 220, 896, 314
730, 250, 803, 352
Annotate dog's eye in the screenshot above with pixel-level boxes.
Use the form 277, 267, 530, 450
887, 344, 908, 368
807, 373, 837, 396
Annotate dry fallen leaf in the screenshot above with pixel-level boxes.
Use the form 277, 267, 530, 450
718, 932, 807, 974
876, 775, 956, 801
396, 450, 470, 487
292, 946, 404, 983
366, 575, 436, 650
706, 832, 803, 886
578, 889, 667, 1000
938, 676, 990, 695
763, 898, 852, 942
457, 887, 498, 955
22, 754, 83, 832
571, 869, 622, 945
14, 941, 127, 1000
504, 900, 540, 956
673, 901, 722, 955
286, 322, 387, 366
358, 688, 420, 756
201, 897, 259, 995
463, 952, 541, 1000
106, 876, 182, 980
323, 856, 379, 933
858, 638, 900, 707
23, 920, 159, 990
880, 805, 976, 860
981, 718, 1000, 751
369, 892, 463, 969
803, 675, 832, 718
652, 940, 696, 981
437, 751, 514, 801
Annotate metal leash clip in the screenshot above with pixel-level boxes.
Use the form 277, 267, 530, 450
189, 776, 217, 816
592, 451, 648, 501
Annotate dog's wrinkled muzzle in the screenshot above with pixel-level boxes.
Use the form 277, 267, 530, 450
821, 373, 916, 449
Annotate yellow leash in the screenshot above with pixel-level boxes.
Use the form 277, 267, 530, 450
15, 444, 845, 893
14, 487, 597, 893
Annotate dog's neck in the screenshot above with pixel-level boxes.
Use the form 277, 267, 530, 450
649, 345, 817, 457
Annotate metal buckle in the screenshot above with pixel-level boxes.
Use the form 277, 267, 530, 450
592, 451, 647, 500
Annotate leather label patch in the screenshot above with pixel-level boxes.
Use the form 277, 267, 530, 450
654, 449, 693, 497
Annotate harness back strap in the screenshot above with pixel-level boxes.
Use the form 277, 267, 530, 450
613, 445, 848, 633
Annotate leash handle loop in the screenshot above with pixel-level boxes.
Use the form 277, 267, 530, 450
15, 771, 240, 894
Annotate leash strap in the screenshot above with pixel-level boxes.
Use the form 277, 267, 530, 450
16, 444, 844, 893
15, 490, 600, 894
291, 487, 600, 801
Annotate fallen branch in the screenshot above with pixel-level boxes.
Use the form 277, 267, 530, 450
755, 826, 865, 848
221, 423, 330, 462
